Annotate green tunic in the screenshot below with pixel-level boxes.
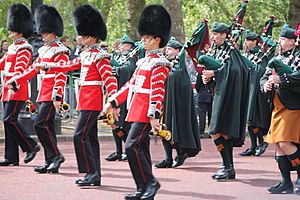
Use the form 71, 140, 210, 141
163, 57, 201, 157
208, 41, 249, 146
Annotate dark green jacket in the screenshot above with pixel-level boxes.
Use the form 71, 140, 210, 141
209, 41, 249, 146
260, 49, 300, 110
163, 60, 201, 157
246, 45, 272, 130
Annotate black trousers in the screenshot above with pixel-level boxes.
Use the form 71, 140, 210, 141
125, 122, 153, 190
3, 101, 37, 162
74, 110, 100, 175
198, 101, 212, 134
34, 102, 60, 164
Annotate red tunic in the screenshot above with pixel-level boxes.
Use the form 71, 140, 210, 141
109, 50, 172, 123
45, 46, 117, 111
0, 39, 32, 101
12, 39, 70, 102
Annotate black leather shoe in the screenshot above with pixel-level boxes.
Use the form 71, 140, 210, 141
124, 190, 144, 200
268, 182, 294, 194
239, 148, 255, 156
105, 152, 122, 161
214, 166, 236, 181
172, 154, 188, 168
211, 166, 225, 179
24, 145, 41, 164
154, 160, 172, 168
121, 154, 128, 161
47, 155, 65, 173
77, 172, 100, 187
34, 164, 49, 173
294, 179, 300, 195
0, 159, 19, 166
140, 179, 160, 200
255, 142, 268, 156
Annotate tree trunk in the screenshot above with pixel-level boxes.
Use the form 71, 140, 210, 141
288, 0, 300, 28
126, 0, 146, 41
99, 0, 113, 22
164, 0, 185, 43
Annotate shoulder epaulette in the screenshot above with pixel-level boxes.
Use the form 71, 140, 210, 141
95, 49, 111, 62
17, 43, 33, 52
53, 41, 71, 56
149, 56, 172, 69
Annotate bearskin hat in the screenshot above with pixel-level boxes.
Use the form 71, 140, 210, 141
7, 3, 33, 38
138, 5, 171, 48
35, 4, 63, 37
73, 4, 107, 41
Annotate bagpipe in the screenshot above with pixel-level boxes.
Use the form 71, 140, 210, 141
267, 55, 299, 75
111, 41, 144, 76
248, 16, 277, 66
198, 0, 248, 70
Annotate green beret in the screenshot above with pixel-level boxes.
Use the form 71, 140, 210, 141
167, 37, 183, 49
121, 35, 135, 45
280, 24, 296, 39
245, 30, 258, 40
211, 22, 229, 34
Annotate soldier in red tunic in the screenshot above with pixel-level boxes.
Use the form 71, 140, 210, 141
35, 4, 117, 186
104, 5, 171, 200
7, 4, 70, 173
0, 3, 40, 167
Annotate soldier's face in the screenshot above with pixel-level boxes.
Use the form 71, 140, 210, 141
244, 39, 257, 52
212, 32, 226, 46
141, 35, 161, 50
165, 46, 179, 60
280, 37, 295, 53
8, 31, 21, 40
119, 43, 133, 52
41, 33, 56, 42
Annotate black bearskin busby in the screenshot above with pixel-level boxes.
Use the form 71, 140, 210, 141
35, 4, 64, 37
138, 5, 171, 48
7, 3, 33, 38
73, 4, 107, 41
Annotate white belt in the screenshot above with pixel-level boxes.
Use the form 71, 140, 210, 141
79, 81, 102, 86
133, 87, 151, 94
43, 74, 56, 78
4, 72, 15, 77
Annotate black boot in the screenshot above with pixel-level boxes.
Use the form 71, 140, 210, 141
34, 163, 50, 173
47, 155, 65, 173
77, 171, 100, 186
0, 159, 19, 166
239, 148, 255, 156
268, 156, 293, 194
24, 145, 41, 164
214, 165, 236, 181
105, 152, 122, 161
212, 136, 233, 180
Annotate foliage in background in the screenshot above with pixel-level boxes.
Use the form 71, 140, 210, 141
0, 0, 294, 46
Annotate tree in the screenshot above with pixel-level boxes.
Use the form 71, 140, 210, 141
164, 0, 185, 43
288, 0, 300, 28
126, 0, 146, 41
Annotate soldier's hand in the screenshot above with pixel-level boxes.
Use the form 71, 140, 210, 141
103, 102, 112, 114
268, 75, 281, 84
202, 70, 214, 84
7, 89, 15, 100
150, 118, 160, 133
53, 101, 61, 113
113, 108, 120, 122
263, 80, 273, 92
33, 62, 46, 71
